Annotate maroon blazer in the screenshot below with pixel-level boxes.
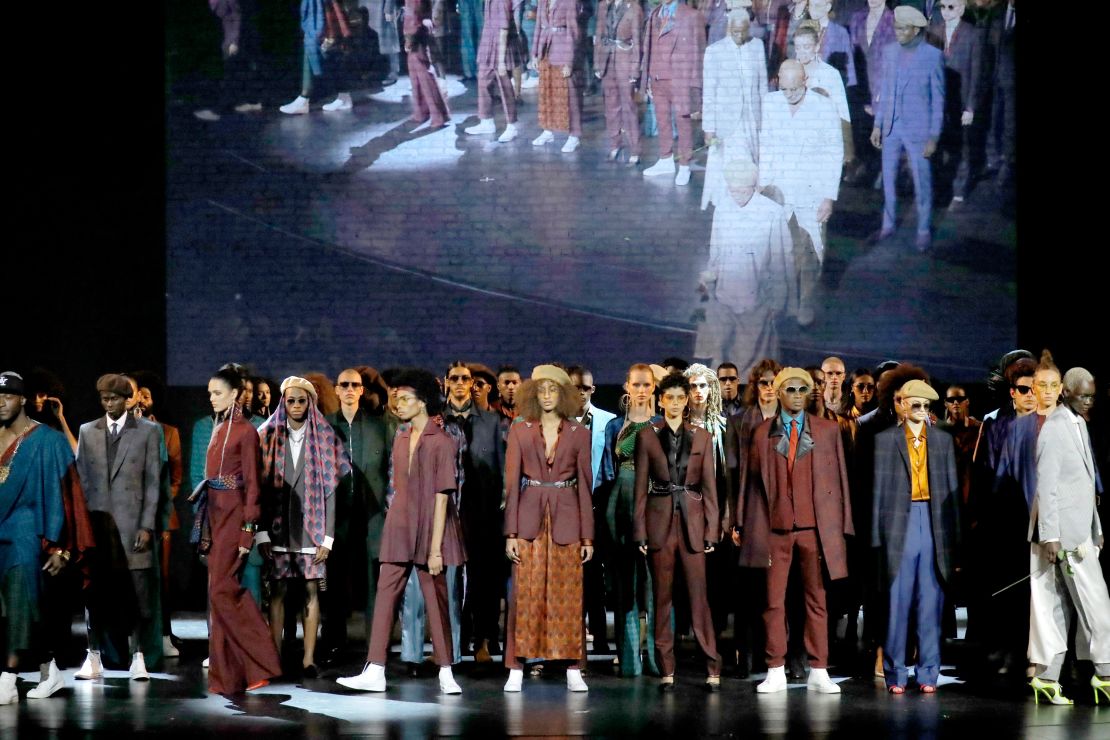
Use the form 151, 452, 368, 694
641, 2, 705, 90
532, 0, 581, 67
504, 419, 594, 546
594, 0, 643, 81
633, 421, 719, 552
736, 413, 853, 578
378, 421, 466, 567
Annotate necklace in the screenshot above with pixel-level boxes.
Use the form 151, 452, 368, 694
0, 421, 39, 485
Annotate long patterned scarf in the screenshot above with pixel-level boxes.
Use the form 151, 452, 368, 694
258, 396, 352, 548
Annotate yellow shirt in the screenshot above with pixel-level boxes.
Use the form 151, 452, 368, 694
905, 424, 930, 501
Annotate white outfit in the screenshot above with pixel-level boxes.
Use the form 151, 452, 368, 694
803, 59, 850, 124
701, 36, 768, 210
693, 192, 792, 373
1028, 405, 1110, 681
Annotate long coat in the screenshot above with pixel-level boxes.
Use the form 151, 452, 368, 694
736, 413, 853, 578
871, 424, 960, 588
326, 409, 389, 557
76, 414, 162, 569
633, 420, 719, 551
503, 419, 594, 545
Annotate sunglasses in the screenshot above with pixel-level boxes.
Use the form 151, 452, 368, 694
718, 377, 739, 383
783, 386, 810, 395
906, 401, 930, 411
447, 375, 472, 383
286, 398, 310, 406
945, 396, 967, 404
690, 382, 710, 390
940, 2, 959, 8
337, 381, 362, 389
757, 379, 774, 388
473, 379, 489, 388
1012, 385, 1034, 395
854, 383, 875, 391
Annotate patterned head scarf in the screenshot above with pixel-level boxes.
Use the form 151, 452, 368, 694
257, 384, 352, 548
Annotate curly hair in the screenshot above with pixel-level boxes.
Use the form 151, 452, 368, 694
516, 378, 580, 421
684, 363, 722, 422
391, 368, 445, 417
658, 372, 691, 396
876, 363, 929, 415
742, 358, 783, 407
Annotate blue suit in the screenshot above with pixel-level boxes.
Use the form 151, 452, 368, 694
583, 404, 617, 491
873, 36, 945, 239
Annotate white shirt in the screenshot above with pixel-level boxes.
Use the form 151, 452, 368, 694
105, 413, 126, 436
758, 89, 843, 208
287, 422, 306, 465
945, 18, 958, 50
803, 58, 850, 123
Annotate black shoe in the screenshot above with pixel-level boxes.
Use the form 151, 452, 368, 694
302, 664, 319, 679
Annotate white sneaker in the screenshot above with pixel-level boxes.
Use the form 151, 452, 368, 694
498, 123, 519, 143
465, 118, 496, 135
439, 666, 462, 695
163, 636, 180, 658
0, 673, 16, 705
643, 155, 675, 177
337, 663, 387, 692
322, 93, 353, 112
279, 96, 310, 115
806, 667, 841, 694
130, 652, 150, 681
566, 668, 589, 692
75, 650, 103, 680
193, 109, 221, 122
233, 102, 263, 113
521, 76, 539, 89
675, 165, 691, 186
202, 657, 210, 668
560, 135, 580, 153
532, 130, 555, 146
757, 665, 787, 693
504, 668, 524, 692
27, 660, 65, 699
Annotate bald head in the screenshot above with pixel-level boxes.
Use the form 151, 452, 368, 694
778, 61, 807, 105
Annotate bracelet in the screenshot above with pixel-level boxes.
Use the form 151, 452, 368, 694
241, 522, 258, 534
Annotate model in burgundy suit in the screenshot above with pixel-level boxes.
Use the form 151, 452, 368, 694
503, 365, 594, 693
734, 367, 852, 694
465, 0, 524, 141
594, 0, 643, 164
640, 0, 706, 185
634, 372, 722, 691
531, 0, 584, 152
338, 369, 465, 695
404, 0, 451, 127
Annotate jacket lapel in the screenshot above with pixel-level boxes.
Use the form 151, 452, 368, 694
110, 416, 137, 481
794, 415, 815, 463
896, 427, 911, 477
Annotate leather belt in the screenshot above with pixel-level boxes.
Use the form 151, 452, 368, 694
522, 477, 577, 489
603, 37, 633, 50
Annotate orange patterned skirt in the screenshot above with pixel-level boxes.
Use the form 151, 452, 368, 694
537, 59, 571, 134
512, 508, 583, 661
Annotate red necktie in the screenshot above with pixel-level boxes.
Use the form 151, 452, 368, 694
787, 419, 798, 471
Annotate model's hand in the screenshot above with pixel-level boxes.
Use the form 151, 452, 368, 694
595, 71, 602, 79
817, 198, 834, 225
1043, 541, 1063, 563
422, 18, 434, 29
923, 138, 937, 158
731, 529, 742, 547
561, 65, 572, 78
1099, 535, 1105, 551
703, 131, 715, 146
43, 552, 68, 576
704, 542, 715, 554
961, 110, 973, 126
314, 545, 330, 565
506, 537, 521, 563
870, 127, 882, 149
864, 104, 873, 117
499, 62, 509, 76
259, 542, 272, 560
133, 529, 152, 553
581, 544, 594, 563
238, 546, 250, 558
227, 43, 239, 57
47, 396, 65, 420
428, 551, 444, 575
638, 544, 648, 556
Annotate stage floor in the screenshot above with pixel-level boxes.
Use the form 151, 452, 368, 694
6, 615, 1105, 738
166, 74, 1016, 385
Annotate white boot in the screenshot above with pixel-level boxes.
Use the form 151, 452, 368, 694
0, 673, 16, 705
504, 668, 524, 692
439, 666, 462, 694
75, 649, 103, 680
560, 135, 580, 153
337, 662, 387, 692
202, 657, 210, 668
806, 667, 841, 694
465, 118, 496, 135
532, 130, 555, 146
322, 92, 353, 111
674, 165, 691, 186
498, 123, 519, 143
279, 95, 310, 115
163, 635, 180, 658
566, 668, 589, 692
27, 660, 65, 699
757, 665, 787, 693
643, 155, 675, 177
130, 652, 150, 681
